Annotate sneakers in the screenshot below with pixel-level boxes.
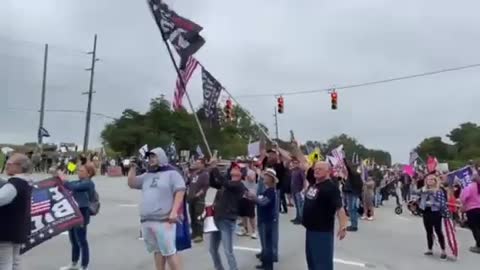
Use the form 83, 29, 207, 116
346, 226, 358, 232
60, 264, 80, 270
440, 253, 447, 259
424, 250, 433, 256
469, 246, 480, 254
361, 216, 367, 220
193, 236, 203, 243
250, 233, 258, 239
367, 216, 374, 221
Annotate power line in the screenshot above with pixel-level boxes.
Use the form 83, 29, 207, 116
5, 107, 116, 120
235, 63, 480, 98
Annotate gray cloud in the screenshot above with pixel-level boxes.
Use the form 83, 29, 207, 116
1, 0, 480, 163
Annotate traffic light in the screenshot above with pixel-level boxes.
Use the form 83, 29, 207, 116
330, 91, 338, 110
225, 99, 233, 120
277, 96, 284, 114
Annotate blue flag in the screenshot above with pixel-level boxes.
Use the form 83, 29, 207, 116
447, 166, 473, 187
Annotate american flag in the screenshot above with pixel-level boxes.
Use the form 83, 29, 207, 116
444, 217, 458, 257
31, 189, 51, 215
173, 56, 199, 110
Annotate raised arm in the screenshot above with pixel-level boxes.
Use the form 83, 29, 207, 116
128, 164, 144, 190
64, 180, 93, 192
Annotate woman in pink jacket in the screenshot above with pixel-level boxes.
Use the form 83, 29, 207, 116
460, 173, 480, 254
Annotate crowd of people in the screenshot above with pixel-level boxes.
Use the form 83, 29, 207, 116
1, 145, 480, 270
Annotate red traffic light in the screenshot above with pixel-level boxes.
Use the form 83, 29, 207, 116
330, 92, 337, 100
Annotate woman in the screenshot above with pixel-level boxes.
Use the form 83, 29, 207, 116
418, 173, 447, 259
362, 177, 375, 221
460, 173, 480, 253
60, 163, 97, 270
209, 162, 247, 270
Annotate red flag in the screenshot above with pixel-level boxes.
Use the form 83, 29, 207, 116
427, 156, 438, 173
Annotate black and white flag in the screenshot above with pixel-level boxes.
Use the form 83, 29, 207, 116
201, 67, 223, 118
38, 127, 50, 138
147, 0, 205, 69
409, 150, 419, 165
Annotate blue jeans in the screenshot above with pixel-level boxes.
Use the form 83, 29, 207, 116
258, 222, 274, 270
293, 192, 304, 221
346, 193, 359, 228
305, 230, 334, 270
259, 191, 279, 262
209, 219, 238, 270
69, 225, 89, 268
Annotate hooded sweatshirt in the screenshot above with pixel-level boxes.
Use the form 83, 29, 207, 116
131, 147, 186, 222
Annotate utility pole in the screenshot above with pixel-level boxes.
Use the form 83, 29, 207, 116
83, 34, 99, 153
38, 44, 49, 150
274, 106, 279, 139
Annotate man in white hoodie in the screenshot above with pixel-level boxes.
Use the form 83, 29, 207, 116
0, 153, 33, 270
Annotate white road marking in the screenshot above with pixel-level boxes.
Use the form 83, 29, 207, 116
233, 246, 261, 252
118, 204, 138, 207
334, 258, 366, 267
395, 215, 411, 221
234, 246, 367, 268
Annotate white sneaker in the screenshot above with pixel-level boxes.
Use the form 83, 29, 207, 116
368, 217, 374, 221
250, 233, 258, 239
59, 264, 80, 270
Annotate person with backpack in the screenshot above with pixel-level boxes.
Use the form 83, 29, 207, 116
59, 163, 97, 270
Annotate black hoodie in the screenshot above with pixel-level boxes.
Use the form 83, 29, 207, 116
209, 167, 247, 221
343, 159, 363, 196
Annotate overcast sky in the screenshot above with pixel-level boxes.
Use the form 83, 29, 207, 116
1, 0, 480, 163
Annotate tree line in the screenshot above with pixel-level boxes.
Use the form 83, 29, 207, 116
100, 96, 392, 165
415, 122, 480, 169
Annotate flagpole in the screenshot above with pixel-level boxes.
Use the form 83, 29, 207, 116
157, 23, 212, 158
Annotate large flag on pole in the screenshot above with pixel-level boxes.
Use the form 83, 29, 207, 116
201, 67, 223, 119
147, 0, 205, 69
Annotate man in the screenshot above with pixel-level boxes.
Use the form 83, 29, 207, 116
302, 161, 348, 270
208, 162, 247, 270
290, 158, 306, 225
343, 160, 363, 232
186, 158, 209, 243
128, 147, 186, 270
0, 153, 33, 270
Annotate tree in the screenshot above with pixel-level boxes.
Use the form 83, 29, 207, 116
415, 122, 480, 169
100, 97, 269, 158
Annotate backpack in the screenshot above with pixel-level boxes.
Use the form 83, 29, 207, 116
89, 190, 101, 216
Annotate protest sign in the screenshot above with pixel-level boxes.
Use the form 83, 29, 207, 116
447, 166, 473, 187
21, 177, 84, 254
247, 141, 260, 157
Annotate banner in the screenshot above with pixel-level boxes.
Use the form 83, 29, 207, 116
21, 177, 84, 254
201, 67, 223, 119
447, 166, 473, 187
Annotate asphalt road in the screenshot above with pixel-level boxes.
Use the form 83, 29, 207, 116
2, 174, 479, 270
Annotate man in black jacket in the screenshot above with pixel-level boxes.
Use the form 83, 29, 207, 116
0, 153, 33, 270
343, 160, 363, 232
